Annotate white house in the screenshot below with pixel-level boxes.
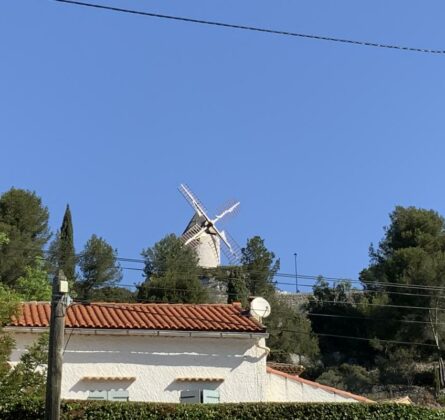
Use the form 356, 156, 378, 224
7, 302, 371, 404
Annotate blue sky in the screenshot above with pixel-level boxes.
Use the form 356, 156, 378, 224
1, 0, 445, 291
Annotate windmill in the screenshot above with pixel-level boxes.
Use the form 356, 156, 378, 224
179, 183, 242, 268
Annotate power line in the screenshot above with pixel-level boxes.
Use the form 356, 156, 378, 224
9, 244, 445, 294
272, 328, 438, 348
74, 281, 445, 313
8, 245, 445, 296
307, 312, 445, 327
311, 299, 445, 312
71, 302, 440, 349
118, 276, 445, 300
53, 0, 445, 55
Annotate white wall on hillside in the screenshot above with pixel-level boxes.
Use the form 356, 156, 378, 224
11, 332, 267, 403
266, 372, 357, 402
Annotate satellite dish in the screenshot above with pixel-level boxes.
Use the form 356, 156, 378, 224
250, 297, 271, 319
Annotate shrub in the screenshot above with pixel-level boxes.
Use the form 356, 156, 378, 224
0, 399, 445, 420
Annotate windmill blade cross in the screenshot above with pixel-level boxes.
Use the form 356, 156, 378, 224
218, 229, 242, 264
179, 184, 211, 221
213, 201, 240, 223
179, 183, 241, 267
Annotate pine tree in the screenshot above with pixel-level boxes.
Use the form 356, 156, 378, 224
76, 235, 122, 300
241, 236, 318, 363
241, 236, 279, 299
137, 234, 208, 304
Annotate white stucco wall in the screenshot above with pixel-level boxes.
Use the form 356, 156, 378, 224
266, 371, 358, 403
10, 331, 268, 403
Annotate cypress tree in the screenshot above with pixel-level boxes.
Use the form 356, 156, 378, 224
226, 267, 248, 307
59, 204, 75, 283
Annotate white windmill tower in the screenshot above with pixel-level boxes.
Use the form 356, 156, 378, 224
179, 184, 242, 268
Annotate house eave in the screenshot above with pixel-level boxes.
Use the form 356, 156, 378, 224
5, 326, 268, 339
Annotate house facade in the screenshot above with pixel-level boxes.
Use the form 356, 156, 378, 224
7, 301, 371, 404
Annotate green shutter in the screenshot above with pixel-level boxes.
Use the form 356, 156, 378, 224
202, 389, 220, 404
108, 389, 129, 401
87, 390, 107, 400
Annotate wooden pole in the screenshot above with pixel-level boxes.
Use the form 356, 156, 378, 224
45, 270, 68, 420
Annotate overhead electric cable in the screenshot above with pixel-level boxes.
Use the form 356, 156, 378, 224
313, 299, 445, 312
53, 0, 445, 55
70, 302, 440, 348
272, 328, 438, 348
307, 312, 445, 326
9, 246, 445, 294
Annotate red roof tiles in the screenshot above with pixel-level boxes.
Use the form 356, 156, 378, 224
266, 362, 305, 376
11, 302, 265, 333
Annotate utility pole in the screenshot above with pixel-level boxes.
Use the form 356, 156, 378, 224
45, 270, 69, 420
294, 252, 299, 293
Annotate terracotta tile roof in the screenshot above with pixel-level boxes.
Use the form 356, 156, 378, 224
267, 367, 374, 403
267, 362, 305, 376
10, 302, 266, 333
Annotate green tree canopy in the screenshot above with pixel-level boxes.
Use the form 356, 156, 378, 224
0, 285, 21, 385
307, 277, 379, 367
266, 295, 319, 364
0, 188, 50, 285
76, 235, 122, 300
360, 206, 445, 354
137, 234, 208, 303
0, 333, 48, 401
15, 258, 51, 301
89, 286, 136, 303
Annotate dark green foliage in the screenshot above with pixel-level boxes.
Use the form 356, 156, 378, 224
316, 364, 378, 394
76, 235, 122, 300
226, 267, 249, 307
0, 286, 47, 402
307, 277, 377, 366
0, 334, 15, 381
1, 400, 445, 420
60, 205, 75, 281
0, 286, 19, 387
89, 286, 136, 302
48, 205, 76, 284
375, 207, 445, 258
241, 236, 278, 298
267, 296, 319, 363
0, 232, 8, 247
239, 236, 318, 363
137, 234, 208, 304
375, 347, 417, 385
359, 206, 445, 370
0, 188, 50, 285
234, 236, 317, 363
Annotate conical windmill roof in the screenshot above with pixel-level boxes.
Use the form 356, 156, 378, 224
183, 213, 206, 235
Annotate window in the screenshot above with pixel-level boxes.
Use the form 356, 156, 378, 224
88, 389, 129, 401
180, 389, 220, 404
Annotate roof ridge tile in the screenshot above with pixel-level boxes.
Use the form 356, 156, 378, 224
10, 302, 266, 334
